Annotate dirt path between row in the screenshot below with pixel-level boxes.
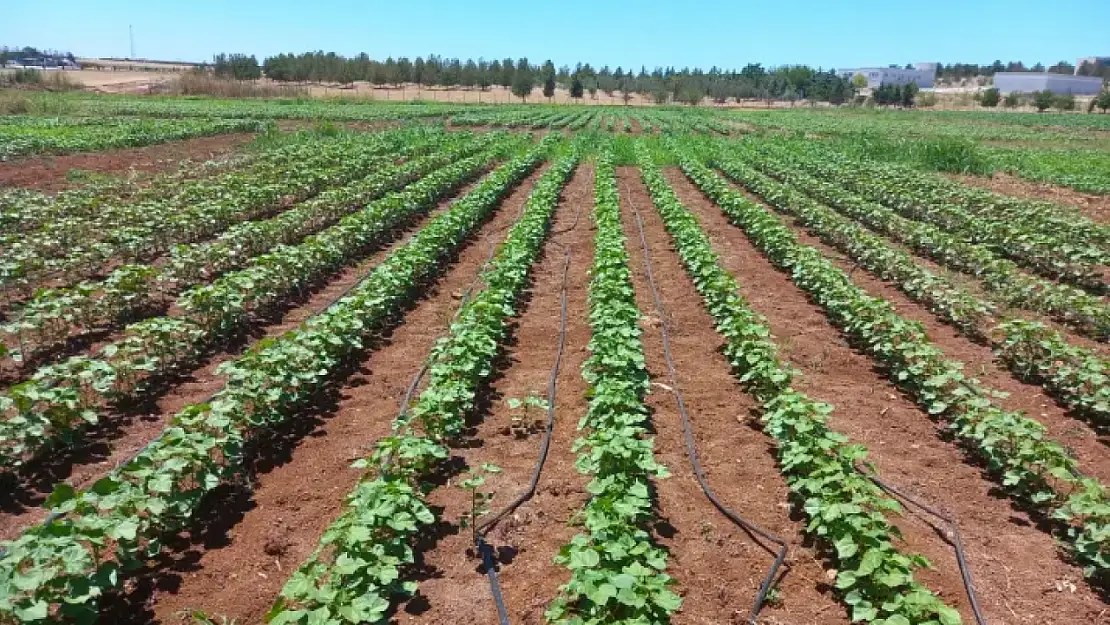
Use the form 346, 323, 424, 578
124, 165, 551, 625
408, 165, 596, 624
0, 173, 487, 539
617, 168, 849, 624
946, 172, 1110, 226
0, 133, 255, 192
753, 184, 1110, 483
665, 167, 1108, 625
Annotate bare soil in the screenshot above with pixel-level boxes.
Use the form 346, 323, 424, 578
946, 172, 1110, 226
0, 174, 486, 542
127, 166, 549, 625
616, 169, 848, 624
406, 166, 596, 624
665, 167, 1109, 625
0, 133, 254, 192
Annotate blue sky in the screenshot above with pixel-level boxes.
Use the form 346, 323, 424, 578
3, 0, 1108, 70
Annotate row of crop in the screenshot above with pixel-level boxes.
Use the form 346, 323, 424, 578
545, 151, 681, 623
740, 143, 1110, 342
0, 129, 428, 297
267, 146, 578, 625
0, 132, 492, 370
0, 137, 522, 472
638, 144, 961, 625
0, 151, 259, 237
715, 150, 1110, 431
0, 133, 342, 253
0, 137, 556, 624
764, 141, 1108, 290
0, 116, 264, 161
676, 148, 1110, 583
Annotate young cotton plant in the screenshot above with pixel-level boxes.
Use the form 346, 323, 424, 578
676, 146, 1110, 586
641, 143, 961, 625
267, 141, 578, 625
547, 152, 681, 624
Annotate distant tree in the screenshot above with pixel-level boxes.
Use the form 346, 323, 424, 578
652, 89, 669, 104
1097, 91, 1110, 113
569, 75, 584, 100
587, 78, 598, 100
901, 82, 919, 107
1052, 93, 1076, 112
1032, 90, 1054, 112
850, 73, 867, 89
500, 57, 515, 88
1003, 91, 1021, 108
511, 58, 534, 102
543, 72, 556, 100
1047, 61, 1076, 75
979, 87, 1000, 107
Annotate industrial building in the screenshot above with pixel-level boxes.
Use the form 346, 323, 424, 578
837, 63, 935, 88
993, 72, 1102, 95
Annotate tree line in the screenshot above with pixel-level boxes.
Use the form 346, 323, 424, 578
936, 59, 1110, 80
207, 51, 857, 104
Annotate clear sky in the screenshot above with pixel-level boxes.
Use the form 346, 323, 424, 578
3, 0, 1108, 70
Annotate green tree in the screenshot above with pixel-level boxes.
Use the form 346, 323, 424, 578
901, 82, 919, 107
1003, 91, 1021, 108
1097, 91, 1110, 113
569, 75, 584, 100
1032, 90, 1053, 112
1052, 92, 1076, 112
511, 57, 534, 102
543, 72, 556, 100
979, 87, 1000, 107
850, 73, 867, 89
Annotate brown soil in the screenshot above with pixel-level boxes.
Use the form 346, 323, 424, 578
946, 172, 1110, 226
407, 166, 596, 624
627, 117, 645, 134
615, 169, 848, 625
130, 166, 550, 625
665, 167, 1109, 625
0, 175, 487, 541
761, 197, 1110, 481
0, 133, 254, 193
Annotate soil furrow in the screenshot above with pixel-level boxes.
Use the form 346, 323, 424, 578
0, 175, 488, 539
406, 165, 596, 625
0, 133, 255, 193
127, 165, 550, 625
665, 167, 1108, 625
617, 168, 849, 624
754, 185, 1110, 482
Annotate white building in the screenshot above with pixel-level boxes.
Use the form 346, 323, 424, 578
837, 63, 935, 88
994, 73, 1102, 95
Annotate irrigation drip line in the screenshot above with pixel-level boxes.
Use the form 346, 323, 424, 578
471, 175, 583, 625
475, 250, 571, 625
625, 182, 787, 625
853, 462, 989, 625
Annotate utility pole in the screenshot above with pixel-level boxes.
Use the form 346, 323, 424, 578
129, 25, 135, 59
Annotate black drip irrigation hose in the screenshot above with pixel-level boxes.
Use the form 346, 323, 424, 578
475, 250, 571, 625
470, 183, 583, 625
624, 183, 787, 625
853, 462, 989, 625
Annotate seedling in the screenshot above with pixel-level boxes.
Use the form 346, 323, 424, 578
506, 392, 549, 437
458, 463, 501, 543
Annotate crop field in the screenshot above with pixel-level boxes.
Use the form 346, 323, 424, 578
1, 99, 1109, 625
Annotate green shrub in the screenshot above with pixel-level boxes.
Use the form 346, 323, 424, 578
918, 137, 994, 175
979, 87, 1000, 107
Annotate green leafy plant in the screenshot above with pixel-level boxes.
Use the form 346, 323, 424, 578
506, 392, 548, 437
459, 463, 502, 543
